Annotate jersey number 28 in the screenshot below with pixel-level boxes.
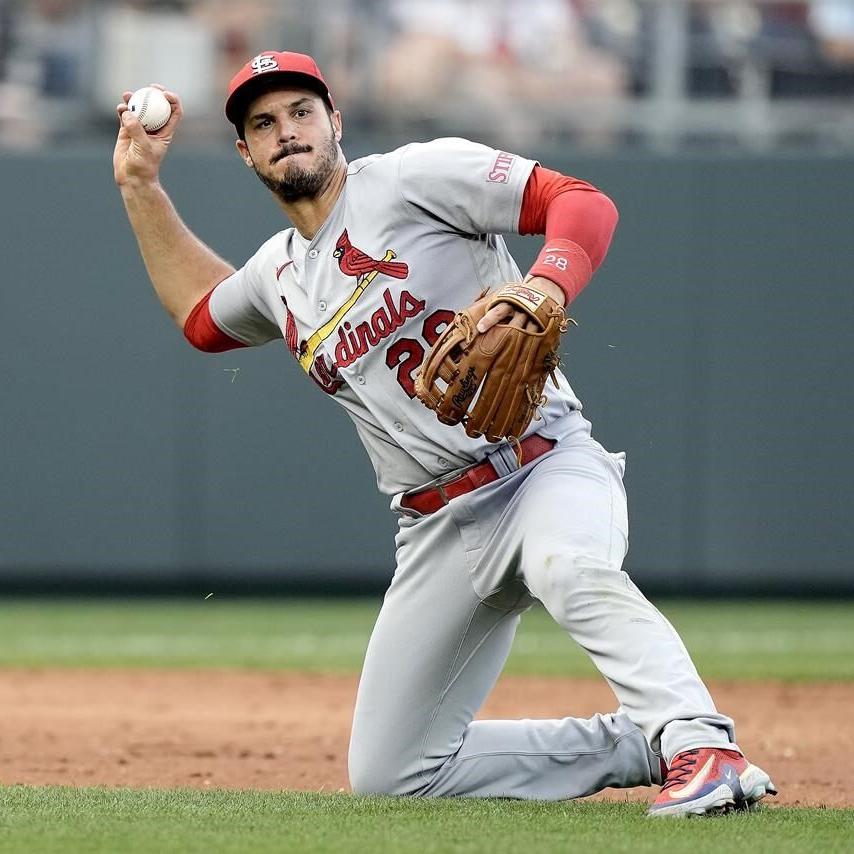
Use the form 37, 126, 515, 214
385, 309, 455, 398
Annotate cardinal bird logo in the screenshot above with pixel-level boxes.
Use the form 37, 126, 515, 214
333, 230, 409, 279
296, 231, 410, 373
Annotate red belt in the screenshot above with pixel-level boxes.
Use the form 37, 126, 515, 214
401, 435, 556, 515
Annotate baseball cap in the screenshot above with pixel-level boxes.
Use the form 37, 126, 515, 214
225, 51, 335, 127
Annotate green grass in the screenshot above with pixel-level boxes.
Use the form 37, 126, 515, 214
0, 605, 851, 851
0, 788, 850, 854
0, 598, 851, 680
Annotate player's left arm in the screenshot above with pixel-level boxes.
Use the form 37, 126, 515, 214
477, 166, 619, 332
397, 141, 617, 329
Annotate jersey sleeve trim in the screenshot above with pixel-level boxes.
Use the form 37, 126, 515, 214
183, 289, 249, 353
509, 156, 538, 236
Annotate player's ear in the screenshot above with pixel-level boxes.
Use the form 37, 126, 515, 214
235, 138, 254, 168
331, 109, 343, 143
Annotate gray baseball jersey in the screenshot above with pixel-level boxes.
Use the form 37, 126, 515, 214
206, 136, 739, 799
209, 137, 581, 493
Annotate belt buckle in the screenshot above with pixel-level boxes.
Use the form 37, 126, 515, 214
408, 461, 473, 504
430, 464, 471, 491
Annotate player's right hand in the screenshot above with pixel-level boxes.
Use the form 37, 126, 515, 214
113, 85, 182, 188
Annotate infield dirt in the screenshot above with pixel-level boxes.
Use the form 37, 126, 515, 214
0, 670, 849, 808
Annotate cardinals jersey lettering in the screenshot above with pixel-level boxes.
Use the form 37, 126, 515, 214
208, 137, 586, 493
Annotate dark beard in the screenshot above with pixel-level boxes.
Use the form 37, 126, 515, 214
254, 132, 339, 203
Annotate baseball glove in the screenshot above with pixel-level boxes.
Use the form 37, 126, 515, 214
414, 283, 570, 444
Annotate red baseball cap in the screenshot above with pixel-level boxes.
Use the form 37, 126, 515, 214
225, 51, 335, 127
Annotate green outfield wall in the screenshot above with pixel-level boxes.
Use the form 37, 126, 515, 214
1, 143, 851, 593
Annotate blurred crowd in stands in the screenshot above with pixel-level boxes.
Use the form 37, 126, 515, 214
1, 0, 854, 150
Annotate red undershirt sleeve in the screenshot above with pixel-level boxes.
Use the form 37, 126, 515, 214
183, 289, 248, 353
518, 165, 619, 304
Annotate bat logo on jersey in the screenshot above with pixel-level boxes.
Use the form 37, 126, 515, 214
297, 230, 412, 372
280, 291, 344, 394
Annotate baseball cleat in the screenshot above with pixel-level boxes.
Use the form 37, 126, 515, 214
647, 748, 777, 818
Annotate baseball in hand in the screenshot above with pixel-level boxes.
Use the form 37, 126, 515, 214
127, 87, 171, 132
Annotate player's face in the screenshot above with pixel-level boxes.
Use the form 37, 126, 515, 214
237, 89, 343, 203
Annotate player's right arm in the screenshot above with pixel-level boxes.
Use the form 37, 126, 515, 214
113, 88, 235, 329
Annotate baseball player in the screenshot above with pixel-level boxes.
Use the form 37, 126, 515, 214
113, 51, 776, 817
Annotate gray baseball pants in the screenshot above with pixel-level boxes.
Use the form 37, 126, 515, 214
348, 417, 737, 799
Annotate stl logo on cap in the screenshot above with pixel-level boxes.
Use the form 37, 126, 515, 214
250, 54, 279, 75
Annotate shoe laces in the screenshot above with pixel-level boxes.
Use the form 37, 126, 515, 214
661, 748, 743, 792
661, 750, 701, 791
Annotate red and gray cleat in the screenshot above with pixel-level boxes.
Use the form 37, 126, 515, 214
647, 748, 777, 818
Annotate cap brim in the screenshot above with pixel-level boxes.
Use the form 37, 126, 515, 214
226, 71, 333, 126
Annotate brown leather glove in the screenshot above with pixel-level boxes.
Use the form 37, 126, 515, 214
414, 283, 569, 443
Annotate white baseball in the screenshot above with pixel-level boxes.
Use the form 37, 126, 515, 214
127, 87, 171, 133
